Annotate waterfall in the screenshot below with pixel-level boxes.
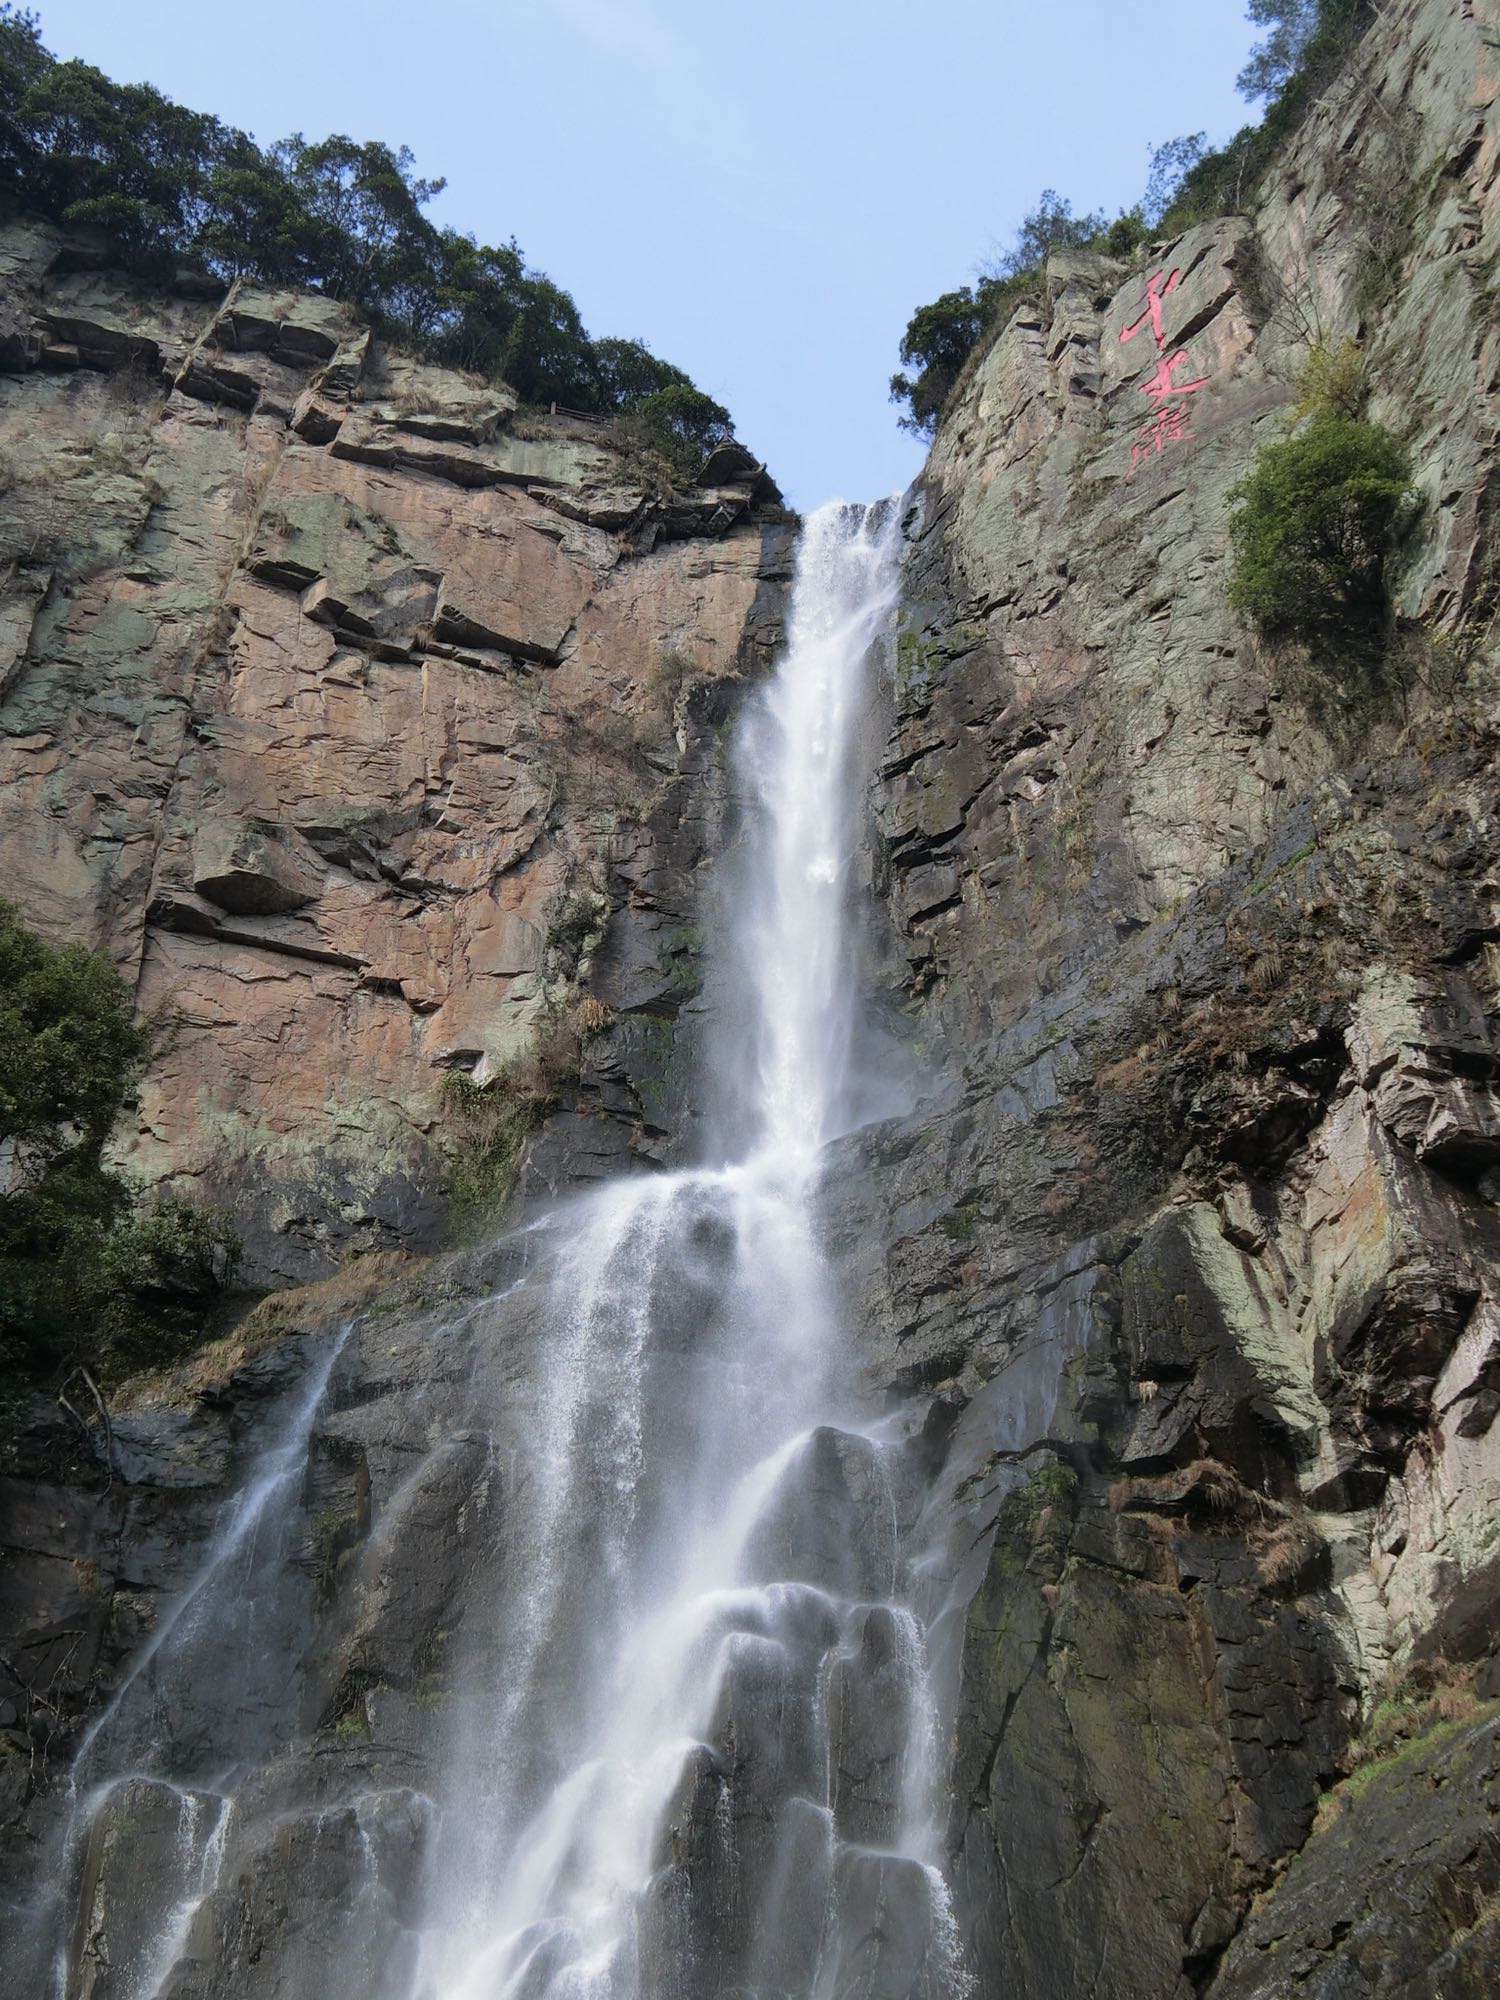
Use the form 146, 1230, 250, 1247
7, 1327, 352, 2000
409, 498, 969, 1998
10, 502, 971, 2000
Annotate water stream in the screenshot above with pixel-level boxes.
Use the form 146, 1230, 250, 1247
12, 500, 971, 1999
10, 1327, 353, 1999
409, 498, 966, 1997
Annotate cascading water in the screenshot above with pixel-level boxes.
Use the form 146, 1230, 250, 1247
409, 498, 968, 1999
8, 1326, 352, 2000
8, 500, 971, 2000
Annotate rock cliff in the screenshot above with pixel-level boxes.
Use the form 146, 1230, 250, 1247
846, 0, 1500, 1989
5, 1, 1500, 1995
0, 218, 789, 1285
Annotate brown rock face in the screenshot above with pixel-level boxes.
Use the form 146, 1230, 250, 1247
0, 227, 788, 1282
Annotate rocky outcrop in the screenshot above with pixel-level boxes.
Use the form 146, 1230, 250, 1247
0, 223, 788, 1284
845, 0, 1500, 1991
0, 1254, 469, 1994
1212, 1708, 1500, 1997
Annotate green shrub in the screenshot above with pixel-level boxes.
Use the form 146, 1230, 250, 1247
937, 1203, 977, 1244
440, 1069, 548, 1239
1290, 336, 1367, 420
97, 1195, 241, 1369
0, 896, 151, 1160
440, 996, 615, 1238
1228, 410, 1418, 735
1228, 411, 1415, 643
0, 899, 239, 1388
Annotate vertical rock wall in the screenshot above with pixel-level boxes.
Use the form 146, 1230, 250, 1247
0, 223, 789, 1284
7, 2, 1500, 1993
847, 1, 1500, 1991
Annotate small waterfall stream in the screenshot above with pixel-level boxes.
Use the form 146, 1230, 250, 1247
11, 1327, 353, 2000
13, 501, 971, 2000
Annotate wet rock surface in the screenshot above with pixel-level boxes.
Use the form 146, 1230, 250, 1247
0, 1246, 500, 1996
833, 0, 1500, 1990
0, 1212, 964, 1999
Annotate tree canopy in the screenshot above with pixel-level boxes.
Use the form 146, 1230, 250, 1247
1153, 0, 1370, 232
1238, 0, 1322, 103
0, 6, 735, 451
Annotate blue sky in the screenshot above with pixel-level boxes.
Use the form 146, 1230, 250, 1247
44, 1, 1259, 508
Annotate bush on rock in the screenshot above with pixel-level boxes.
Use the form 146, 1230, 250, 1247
1227, 410, 1417, 714
0, 900, 239, 1390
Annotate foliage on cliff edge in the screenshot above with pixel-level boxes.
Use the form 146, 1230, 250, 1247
0, 7, 734, 459
0, 900, 239, 1393
890, 0, 1373, 438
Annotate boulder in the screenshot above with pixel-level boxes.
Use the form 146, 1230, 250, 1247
192, 822, 322, 917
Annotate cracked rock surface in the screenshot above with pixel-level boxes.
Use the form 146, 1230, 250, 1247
0, 226, 789, 1285
837, 0, 1500, 1990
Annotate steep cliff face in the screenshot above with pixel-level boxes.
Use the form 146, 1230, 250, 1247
847, 0, 1500, 1991
0, 218, 788, 1285
6, 4, 1500, 1996
0, 232, 794, 1989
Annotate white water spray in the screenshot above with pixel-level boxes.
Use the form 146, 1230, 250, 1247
9, 1327, 353, 2000
411, 500, 970, 1998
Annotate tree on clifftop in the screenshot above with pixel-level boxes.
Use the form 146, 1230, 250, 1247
891, 2, 1377, 436
891, 192, 1112, 437
0, 6, 740, 459
1238, 0, 1321, 102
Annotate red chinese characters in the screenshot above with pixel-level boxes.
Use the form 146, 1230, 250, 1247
1120, 266, 1213, 480
1132, 402, 1194, 466
1136, 348, 1211, 406
1119, 267, 1181, 349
